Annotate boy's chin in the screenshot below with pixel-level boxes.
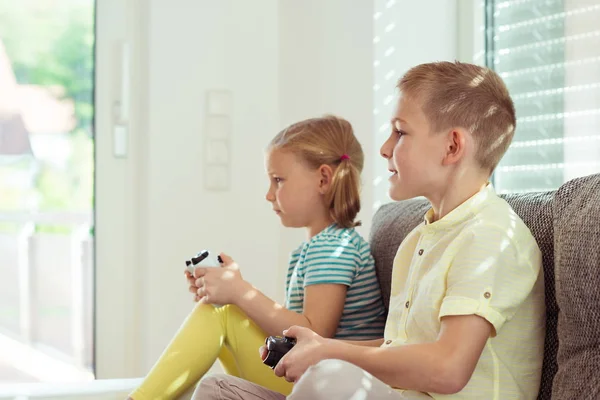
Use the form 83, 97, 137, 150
388, 187, 418, 202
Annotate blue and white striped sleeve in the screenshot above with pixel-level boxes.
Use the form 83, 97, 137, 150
303, 236, 360, 287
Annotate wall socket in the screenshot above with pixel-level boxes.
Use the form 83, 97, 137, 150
204, 90, 232, 191
204, 165, 230, 191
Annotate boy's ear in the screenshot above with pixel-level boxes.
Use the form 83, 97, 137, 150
442, 128, 467, 166
318, 164, 334, 193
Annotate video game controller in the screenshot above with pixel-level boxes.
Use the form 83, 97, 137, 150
185, 250, 222, 275
186, 250, 224, 307
262, 336, 296, 369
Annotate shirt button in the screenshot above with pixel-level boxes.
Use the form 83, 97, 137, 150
418, 249, 424, 256
484, 292, 491, 299
405, 301, 410, 308
385, 340, 392, 345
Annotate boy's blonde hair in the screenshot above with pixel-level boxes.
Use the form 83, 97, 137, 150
269, 115, 363, 229
398, 61, 516, 173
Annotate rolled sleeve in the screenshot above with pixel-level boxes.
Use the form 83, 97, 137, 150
438, 226, 540, 334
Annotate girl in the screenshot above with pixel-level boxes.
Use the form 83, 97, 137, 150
128, 115, 386, 400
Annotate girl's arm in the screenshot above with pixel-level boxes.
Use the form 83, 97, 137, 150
232, 282, 347, 338
194, 253, 348, 338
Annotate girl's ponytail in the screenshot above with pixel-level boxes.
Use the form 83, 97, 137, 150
326, 156, 361, 228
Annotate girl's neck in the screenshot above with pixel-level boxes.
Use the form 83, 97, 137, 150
306, 217, 334, 240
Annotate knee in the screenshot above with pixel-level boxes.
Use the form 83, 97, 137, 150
192, 374, 228, 400
290, 359, 370, 400
305, 359, 353, 380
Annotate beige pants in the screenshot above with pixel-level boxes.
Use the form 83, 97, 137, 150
192, 359, 432, 399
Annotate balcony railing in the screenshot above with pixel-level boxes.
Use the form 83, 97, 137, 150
0, 211, 94, 382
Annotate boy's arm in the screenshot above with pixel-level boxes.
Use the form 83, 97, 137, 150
278, 315, 491, 395
342, 338, 384, 347
332, 315, 491, 394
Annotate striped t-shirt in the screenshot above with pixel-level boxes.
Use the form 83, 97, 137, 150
285, 224, 386, 340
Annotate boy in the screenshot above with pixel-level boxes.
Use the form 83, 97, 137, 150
192, 61, 546, 399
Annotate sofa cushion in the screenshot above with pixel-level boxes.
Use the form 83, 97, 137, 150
503, 192, 557, 400
370, 190, 556, 399
551, 173, 600, 400
370, 198, 429, 311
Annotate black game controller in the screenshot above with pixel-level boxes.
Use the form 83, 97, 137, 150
262, 336, 296, 369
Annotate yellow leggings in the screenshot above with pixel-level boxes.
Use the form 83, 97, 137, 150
130, 303, 293, 400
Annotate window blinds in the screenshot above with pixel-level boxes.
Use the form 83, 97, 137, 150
488, 0, 600, 193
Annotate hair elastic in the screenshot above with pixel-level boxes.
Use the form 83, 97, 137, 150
340, 154, 350, 161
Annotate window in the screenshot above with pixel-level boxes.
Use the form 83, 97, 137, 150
0, 0, 95, 383
487, 0, 600, 193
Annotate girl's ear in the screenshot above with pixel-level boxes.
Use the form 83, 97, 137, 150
318, 164, 334, 194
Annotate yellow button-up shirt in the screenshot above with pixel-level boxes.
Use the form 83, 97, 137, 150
384, 184, 546, 399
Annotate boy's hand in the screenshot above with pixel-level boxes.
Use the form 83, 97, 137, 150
193, 253, 249, 305
259, 345, 268, 361
273, 326, 331, 383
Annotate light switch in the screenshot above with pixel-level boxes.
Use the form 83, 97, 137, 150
205, 116, 231, 139
206, 139, 229, 164
207, 90, 233, 115
204, 90, 232, 191
204, 165, 229, 191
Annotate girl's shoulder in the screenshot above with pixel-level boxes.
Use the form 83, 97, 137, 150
308, 224, 372, 257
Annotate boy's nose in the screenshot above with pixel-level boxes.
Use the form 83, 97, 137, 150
380, 135, 394, 159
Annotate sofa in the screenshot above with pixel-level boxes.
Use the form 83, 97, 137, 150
370, 172, 600, 400
2, 173, 598, 399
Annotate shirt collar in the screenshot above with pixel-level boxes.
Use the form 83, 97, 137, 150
423, 183, 495, 231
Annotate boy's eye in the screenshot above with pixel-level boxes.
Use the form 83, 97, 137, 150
392, 121, 406, 137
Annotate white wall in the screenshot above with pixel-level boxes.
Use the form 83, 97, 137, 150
372, 0, 459, 207
96, 0, 461, 378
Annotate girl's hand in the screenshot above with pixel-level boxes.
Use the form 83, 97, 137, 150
193, 253, 250, 305
184, 270, 201, 302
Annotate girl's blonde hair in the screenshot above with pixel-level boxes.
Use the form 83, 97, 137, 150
268, 115, 364, 229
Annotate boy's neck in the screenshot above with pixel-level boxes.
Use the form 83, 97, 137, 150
427, 170, 490, 222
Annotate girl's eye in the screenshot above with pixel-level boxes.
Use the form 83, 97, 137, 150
274, 177, 283, 183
